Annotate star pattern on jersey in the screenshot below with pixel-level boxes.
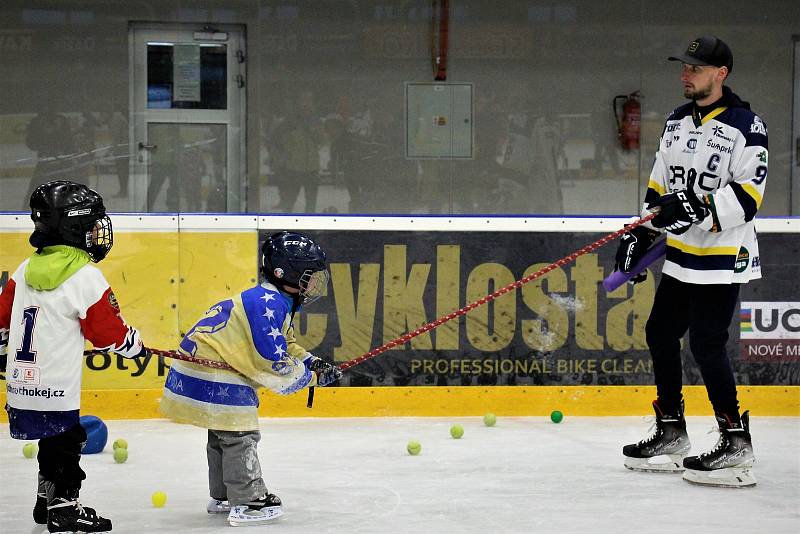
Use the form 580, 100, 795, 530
267, 327, 282, 341
263, 307, 275, 320
274, 344, 287, 358
236, 387, 253, 400
217, 386, 230, 398
260, 292, 276, 305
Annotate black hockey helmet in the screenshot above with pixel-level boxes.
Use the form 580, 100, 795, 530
29, 180, 113, 262
261, 231, 328, 304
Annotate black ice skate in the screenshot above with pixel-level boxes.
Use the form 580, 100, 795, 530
47, 497, 112, 533
623, 400, 690, 473
682, 411, 756, 488
227, 493, 283, 527
33, 473, 51, 524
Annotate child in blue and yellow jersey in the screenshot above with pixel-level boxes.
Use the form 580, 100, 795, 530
160, 231, 341, 527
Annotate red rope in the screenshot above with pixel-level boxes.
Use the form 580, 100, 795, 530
84, 347, 234, 371
85, 213, 655, 378
337, 213, 656, 371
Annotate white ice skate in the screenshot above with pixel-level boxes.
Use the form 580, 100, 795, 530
207, 498, 231, 514
227, 494, 283, 527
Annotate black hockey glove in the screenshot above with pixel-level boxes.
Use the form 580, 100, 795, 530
650, 190, 709, 235
614, 226, 660, 284
306, 356, 343, 387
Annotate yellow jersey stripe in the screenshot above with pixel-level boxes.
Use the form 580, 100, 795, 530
741, 183, 763, 208
666, 238, 738, 256
701, 107, 727, 125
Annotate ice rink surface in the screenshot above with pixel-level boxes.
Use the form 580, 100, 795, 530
1, 416, 798, 533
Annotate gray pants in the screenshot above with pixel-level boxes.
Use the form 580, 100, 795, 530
207, 429, 267, 506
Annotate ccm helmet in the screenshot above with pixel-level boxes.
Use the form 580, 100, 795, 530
261, 231, 328, 304
29, 180, 113, 262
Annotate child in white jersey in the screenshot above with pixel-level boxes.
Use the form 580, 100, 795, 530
0, 180, 145, 533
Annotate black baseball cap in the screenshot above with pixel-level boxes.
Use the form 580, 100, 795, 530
668, 36, 733, 73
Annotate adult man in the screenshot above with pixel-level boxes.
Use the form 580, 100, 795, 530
616, 36, 767, 487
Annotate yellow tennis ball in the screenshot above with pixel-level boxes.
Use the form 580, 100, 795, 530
406, 440, 421, 455
113, 447, 128, 463
450, 424, 464, 439
23, 442, 38, 459
151, 491, 167, 508
483, 413, 497, 427
113, 438, 128, 450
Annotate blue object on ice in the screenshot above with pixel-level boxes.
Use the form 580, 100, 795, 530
79, 415, 108, 454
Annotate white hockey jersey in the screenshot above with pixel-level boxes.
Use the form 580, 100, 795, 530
0, 250, 143, 439
644, 86, 768, 284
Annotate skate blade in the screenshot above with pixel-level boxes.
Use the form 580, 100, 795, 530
682, 465, 757, 488
48, 530, 112, 533
624, 454, 686, 473
228, 507, 283, 527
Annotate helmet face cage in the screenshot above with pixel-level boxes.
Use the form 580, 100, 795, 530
86, 215, 113, 262
299, 268, 329, 305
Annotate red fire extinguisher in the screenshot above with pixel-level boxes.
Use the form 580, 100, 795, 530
613, 91, 642, 150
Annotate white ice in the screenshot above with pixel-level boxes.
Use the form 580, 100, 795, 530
2, 416, 798, 533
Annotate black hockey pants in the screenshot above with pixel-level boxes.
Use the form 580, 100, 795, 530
645, 274, 741, 418
38, 422, 87, 500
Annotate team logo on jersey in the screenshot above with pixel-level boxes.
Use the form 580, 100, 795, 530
11, 366, 40, 385
757, 150, 767, 163
734, 247, 749, 273
712, 126, 734, 142
750, 116, 767, 135
107, 290, 120, 310
706, 140, 733, 154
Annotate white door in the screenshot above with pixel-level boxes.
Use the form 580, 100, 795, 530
131, 23, 246, 212
793, 39, 800, 215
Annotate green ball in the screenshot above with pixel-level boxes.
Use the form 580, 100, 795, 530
113, 438, 128, 450
407, 440, 421, 456
450, 424, 464, 439
113, 447, 128, 463
151, 491, 167, 508
23, 442, 38, 459
550, 410, 564, 423
483, 413, 497, 427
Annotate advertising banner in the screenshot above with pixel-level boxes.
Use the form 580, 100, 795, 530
2, 226, 798, 391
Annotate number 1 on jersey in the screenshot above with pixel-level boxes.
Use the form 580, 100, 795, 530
16, 306, 40, 363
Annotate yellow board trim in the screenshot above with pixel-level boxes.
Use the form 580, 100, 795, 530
741, 183, 763, 208
701, 106, 727, 125
1, 386, 797, 420
666, 238, 738, 256
647, 179, 666, 195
